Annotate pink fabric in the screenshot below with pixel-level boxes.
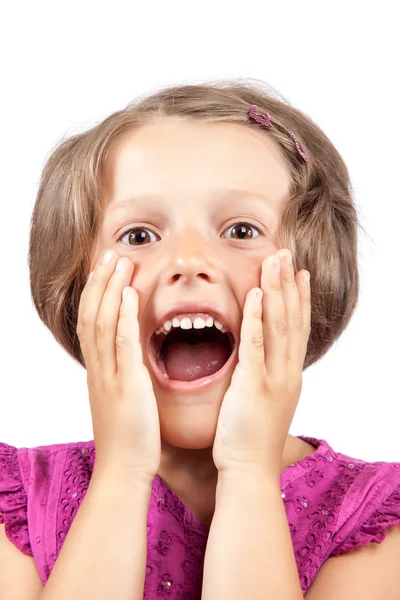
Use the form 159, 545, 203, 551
1, 436, 400, 597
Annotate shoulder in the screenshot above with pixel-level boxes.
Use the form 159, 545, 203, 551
0, 442, 32, 556
0, 438, 95, 480
0, 439, 95, 557
329, 453, 400, 556
286, 438, 400, 595
308, 440, 400, 556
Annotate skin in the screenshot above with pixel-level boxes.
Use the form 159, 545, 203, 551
90, 120, 315, 525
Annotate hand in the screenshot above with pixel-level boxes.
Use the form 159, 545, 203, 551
77, 250, 161, 484
212, 249, 311, 477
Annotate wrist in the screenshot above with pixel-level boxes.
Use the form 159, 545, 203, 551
216, 465, 281, 500
215, 468, 283, 517
217, 464, 281, 486
92, 463, 156, 490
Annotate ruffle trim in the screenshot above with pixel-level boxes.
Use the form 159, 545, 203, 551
0, 443, 32, 556
332, 482, 400, 555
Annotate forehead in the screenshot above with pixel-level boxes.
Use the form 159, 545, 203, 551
103, 120, 292, 211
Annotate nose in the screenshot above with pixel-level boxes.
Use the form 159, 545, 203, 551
159, 229, 218, 286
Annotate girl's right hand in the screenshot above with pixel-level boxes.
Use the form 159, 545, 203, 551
77, 250, 161, 484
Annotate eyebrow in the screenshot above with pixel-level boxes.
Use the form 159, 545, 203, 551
106, 188, 272, 217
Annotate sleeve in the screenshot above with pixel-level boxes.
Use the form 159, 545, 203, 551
331, 469, 400, 556
0, 442, 33, 556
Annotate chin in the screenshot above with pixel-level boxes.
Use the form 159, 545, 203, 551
157, 399, 220, 450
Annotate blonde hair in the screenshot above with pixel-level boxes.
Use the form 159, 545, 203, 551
29, 78, 363, 370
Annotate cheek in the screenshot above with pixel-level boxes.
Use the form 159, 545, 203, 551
88, 239, 105, 271
126, 261, 147, 293
232, 261, 262, 298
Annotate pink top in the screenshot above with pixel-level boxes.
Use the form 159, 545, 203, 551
1, 435, 400, 597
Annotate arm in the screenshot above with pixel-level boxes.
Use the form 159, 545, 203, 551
40, 466, 152, 600
201, 469, 304, 600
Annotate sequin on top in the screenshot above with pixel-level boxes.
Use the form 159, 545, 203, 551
1, 436, 400, 597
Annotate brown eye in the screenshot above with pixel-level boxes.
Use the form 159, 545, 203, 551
118, 227, 158, 247
223, 222, 262, 240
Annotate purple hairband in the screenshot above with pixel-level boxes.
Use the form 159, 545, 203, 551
248, 105, 309, 163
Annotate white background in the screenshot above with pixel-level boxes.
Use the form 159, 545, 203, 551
0, 1, 398, 462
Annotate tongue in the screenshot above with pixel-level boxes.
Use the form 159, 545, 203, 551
161, 340, 231, 381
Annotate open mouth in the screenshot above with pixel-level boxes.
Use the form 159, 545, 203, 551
149, 325, 236, 383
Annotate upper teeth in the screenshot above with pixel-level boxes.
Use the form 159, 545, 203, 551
155, 314, 228, 336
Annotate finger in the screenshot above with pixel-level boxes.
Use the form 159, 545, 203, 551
77, 250, 119, 373
238, 287, 265, 376
260, 255, 287, 380
96, 256, 135, 380
276, 249, 306, 369
296, 269, 311, 361
116, 283, 147, 386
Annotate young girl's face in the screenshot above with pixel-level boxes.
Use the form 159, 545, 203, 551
95, 120, 292, 451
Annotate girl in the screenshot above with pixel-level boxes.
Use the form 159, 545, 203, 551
1, 80, 400, 600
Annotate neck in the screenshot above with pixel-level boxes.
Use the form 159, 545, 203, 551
159, 434, 303, 483
160, 440, 217, 482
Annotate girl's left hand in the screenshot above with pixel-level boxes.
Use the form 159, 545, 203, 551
212, 249, 311, 477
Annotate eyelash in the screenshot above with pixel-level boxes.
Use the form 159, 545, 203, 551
117, 222, 264, 248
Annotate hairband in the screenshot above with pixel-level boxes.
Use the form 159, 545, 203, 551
248, 105, 309, 163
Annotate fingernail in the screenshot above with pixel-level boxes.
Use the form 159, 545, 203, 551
283, 252, 292, 265
273, 258, 281, 272
302, 271, 310, 283
116, 257, 125, 271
